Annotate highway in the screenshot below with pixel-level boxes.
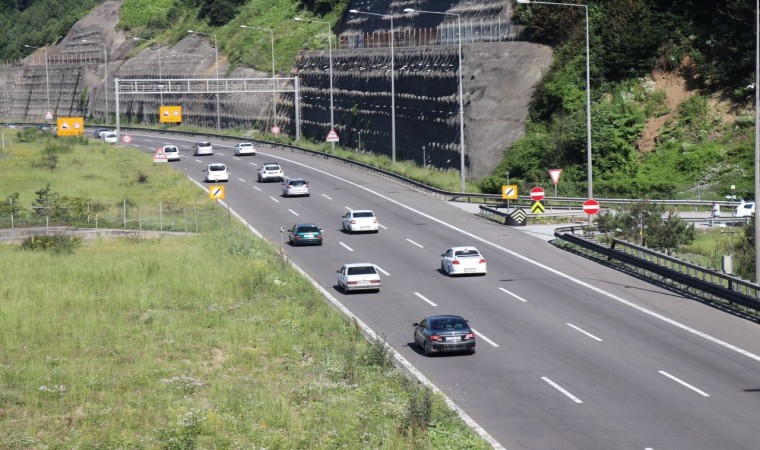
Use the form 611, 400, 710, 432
125, 131, 760, 449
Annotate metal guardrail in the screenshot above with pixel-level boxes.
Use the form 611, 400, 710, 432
554, 226, 760, 314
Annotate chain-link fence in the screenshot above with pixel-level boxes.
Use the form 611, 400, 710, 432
0, 200, 230, 233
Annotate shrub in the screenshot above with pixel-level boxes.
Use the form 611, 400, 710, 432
19, 234, 82, 254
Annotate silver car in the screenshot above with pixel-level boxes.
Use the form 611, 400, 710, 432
234, 142, 256, 156
193, 141, 213, 156
281, 178, 310, 197
341, 210, 379, 233
337, 263, 382, 293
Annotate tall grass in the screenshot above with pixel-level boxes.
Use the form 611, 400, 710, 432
0, 135, 490, 448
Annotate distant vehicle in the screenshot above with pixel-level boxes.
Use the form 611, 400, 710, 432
257, 163, 285, 182
413, 315, 476, 356
735, 200, 755, 218
93, 128, 110, 138
203, 163, 229, 182
440, 246, 487, 276
162, 145, 180, 162
341, 210, 379, 233
234, 142, 256, 156
6, 123, 17, 128
281, 178, 310, 197
288, 223, 323, 246
37, 124, 51, 131
337, 263, 382, 293
193, 141, 213, 156
101, 131, 118, 144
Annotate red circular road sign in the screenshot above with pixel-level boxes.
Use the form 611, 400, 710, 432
583, 199, 600, 215
530, 187, 545, 202
121, 134, 132, 144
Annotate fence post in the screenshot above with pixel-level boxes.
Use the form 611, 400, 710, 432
194, 205, 199, 233
159, 201, 163, 231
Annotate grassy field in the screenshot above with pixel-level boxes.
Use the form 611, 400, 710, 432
0, 130, 491, 448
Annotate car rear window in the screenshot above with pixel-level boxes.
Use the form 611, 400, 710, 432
298, 226, 319, 233
209, 164, 226, 171
347, 266, 377, 276
430, 318, 468, 330
164, 147, 177, 152
266, 165, 280, 170
290, 180, 306, 186
455, 249, 480, 257
354, 212, 375, 218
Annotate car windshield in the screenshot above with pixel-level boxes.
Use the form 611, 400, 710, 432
347, 266, 377, 276
354, 212, 375, 218
455, 249, 480, 257
430, 317, 468, 331
298, 226, 319, 233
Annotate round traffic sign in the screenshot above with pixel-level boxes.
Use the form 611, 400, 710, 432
271, 125, 281, 135
583, 199, 600, 215
530, 187, 545, 202
121, 134, 132, 144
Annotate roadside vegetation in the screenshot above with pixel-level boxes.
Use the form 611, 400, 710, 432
0, 130, 490, 448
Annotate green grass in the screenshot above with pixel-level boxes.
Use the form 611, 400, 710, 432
0, 132, 491, 448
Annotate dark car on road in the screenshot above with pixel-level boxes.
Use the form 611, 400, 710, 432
413, 315, 476, 356
288, 223, 323, 246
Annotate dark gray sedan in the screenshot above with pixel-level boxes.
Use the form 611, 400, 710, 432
413, 315, 476, 356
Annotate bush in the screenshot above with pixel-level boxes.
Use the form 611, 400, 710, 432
19, 234, 82, 254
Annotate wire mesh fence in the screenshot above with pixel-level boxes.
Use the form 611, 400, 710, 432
0, 201, 230, 234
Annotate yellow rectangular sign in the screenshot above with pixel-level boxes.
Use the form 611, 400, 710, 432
501, 184, 518, 200
56, 117, 84, 136
160, 106, 182, 123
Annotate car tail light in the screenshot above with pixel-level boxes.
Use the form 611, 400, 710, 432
465, 333, 475, 340
370, 280, 380, 284
305, 182, 310, 188
430, 335, 443, 342
452, 260, 460, 265
373, 218, 378, 223
350, 219, 357, 224
347, 281, 358, 286
479, 259, 486, 264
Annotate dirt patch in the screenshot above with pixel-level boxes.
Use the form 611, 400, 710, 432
637, 71, 692, 153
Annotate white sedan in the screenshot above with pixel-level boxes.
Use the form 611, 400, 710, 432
341, 210, 379, 233
440, 247, 487, 276
234, 142, 256, 156
203, 163, 229, 182
337, 263, 382, 293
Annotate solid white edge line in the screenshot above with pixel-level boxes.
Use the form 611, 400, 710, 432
288, 209, 299, 216
470, 327, 499, 347
406, 238, 424, 248
498, 287, 528, 302
374, 265, 390, 276
212, 197, 505, 449
414, 292, 438, 307
658, 370, 710, 397
541, 377, 583, 404
338, 242, 354, 252
566, 323, 603, 342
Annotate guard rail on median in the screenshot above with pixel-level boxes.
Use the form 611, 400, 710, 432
553, 226, 760, 315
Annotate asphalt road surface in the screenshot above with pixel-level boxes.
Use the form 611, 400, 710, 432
121, 131, 760, 450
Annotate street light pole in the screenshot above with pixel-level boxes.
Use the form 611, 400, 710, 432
755, 0, 759, 283
24, 44, 51, 118
294, 18, 335, 139
188, 30, 221, 131
403, 8, 466, 192
240, 25, 278, 129
517, 0, 592, 199
132, 37, 163, 105
81, 39, 108, 125
349, 9, 397, 163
